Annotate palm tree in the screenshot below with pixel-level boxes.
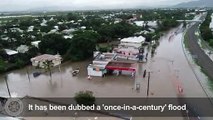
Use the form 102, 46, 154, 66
38, 60, 54, 80
43, 60, 54, 80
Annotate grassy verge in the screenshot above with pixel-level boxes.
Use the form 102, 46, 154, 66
184, 29, 213, 82
184, 31, 189, 49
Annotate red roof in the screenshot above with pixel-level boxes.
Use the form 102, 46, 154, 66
106, 61, 136, 71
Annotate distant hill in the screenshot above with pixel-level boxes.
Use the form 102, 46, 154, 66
174, 0, 213, 8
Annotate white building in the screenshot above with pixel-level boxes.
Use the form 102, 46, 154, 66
120, 36, 145, 48
87, 64, 107, 77
64, 35, 73, 39
31, 41, 41, 48
4, 49, 18, 56
31, 54, 62, 69
112, 36, 146, 61
62, 28, 76, 34
87, 52, 117, 77
48, 29, 58, 34
134, 21, 158, 28
134, 21, 144, 27
27, 26, 34, 32
210, 13, 213, 31
40, 19, 47, 26
80, 26, 86, 30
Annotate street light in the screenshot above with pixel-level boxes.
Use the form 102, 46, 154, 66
26, 66, 31, 82
146, 70, 160, 97
147, 72, 151, 97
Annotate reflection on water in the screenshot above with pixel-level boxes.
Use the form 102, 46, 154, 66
0, 25, 212, 98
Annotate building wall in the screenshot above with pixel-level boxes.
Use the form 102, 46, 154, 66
87, 67, 104, 77
120, 42, 141, 48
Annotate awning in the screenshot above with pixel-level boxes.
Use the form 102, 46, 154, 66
105, 61, 136, 71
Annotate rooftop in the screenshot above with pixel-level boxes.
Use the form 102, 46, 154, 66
31, 54, 62, 62
31, 41, 41, 48
4, 49, 18, 55
94, 53, 117, 62
114, 47, 139, 54
106, 61, 136, 71
120, 36, 145, 43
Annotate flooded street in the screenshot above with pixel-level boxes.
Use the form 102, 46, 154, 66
0, 59, 140, 97
1, 25, 213, 120
0, 25, 212, 98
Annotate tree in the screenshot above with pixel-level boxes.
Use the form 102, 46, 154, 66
66, 30, 100, 61
66, 13, 79, 21
200, 26, 213, 42
209, 39, 213, 47
158, 19, 179, 31
0, 58, 6, 72
97, 25, 113, 42
19, 19, 33, 30
97, 22, 139, 42
183, 21, 187, 28
40, 26, 52, 33
39, 34, 70, 55
200, 12, 213, 45
74, 91, 95, 106
42, 60, 54, 80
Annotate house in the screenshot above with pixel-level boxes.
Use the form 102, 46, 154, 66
3, 49, 18, 62
4, 49, 18, 56
64, 35, 73, 39
31, 41, 41, 48
147, 21, 158, 28
49, 17, 54, 21
40, 19, 47, 26
119, 36, 145, 48
57, 22, 63, 25
134, 21, 158, 28
62, 28, 76, 34
27, 26, 34, 32
48, 29, 58, 34
31, 54, 62, 68
134, 21, 145, 27
80, 26, 86, 30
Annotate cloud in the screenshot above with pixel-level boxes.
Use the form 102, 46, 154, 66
0, 0, 196, 11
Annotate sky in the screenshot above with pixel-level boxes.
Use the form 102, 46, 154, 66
0, 0, 196, 11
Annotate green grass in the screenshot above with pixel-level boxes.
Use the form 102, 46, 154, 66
184, 31, 189, 49
184, 29, 213, 82
195, 29, 213, 51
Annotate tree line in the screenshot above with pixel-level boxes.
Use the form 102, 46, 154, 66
200, 11, 213, 47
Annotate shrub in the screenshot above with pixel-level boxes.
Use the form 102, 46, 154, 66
209, 39, 213, 47
74, 91, 95, 106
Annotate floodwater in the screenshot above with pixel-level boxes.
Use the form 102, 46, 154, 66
1, 25, 213, 120
0, 25, 210, 98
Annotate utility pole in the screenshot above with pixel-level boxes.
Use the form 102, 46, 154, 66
26, 66, 31, 82
147, 72, 151, 97
4, 75, 11, 98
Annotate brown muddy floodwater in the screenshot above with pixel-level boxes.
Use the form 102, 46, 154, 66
0, 25, 212, 98
1, 25, 213, 120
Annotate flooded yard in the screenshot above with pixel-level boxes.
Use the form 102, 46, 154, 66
1, 25, 213, 120
0, 25, 213, 99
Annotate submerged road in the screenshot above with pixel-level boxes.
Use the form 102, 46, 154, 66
185, 22, 213, 80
